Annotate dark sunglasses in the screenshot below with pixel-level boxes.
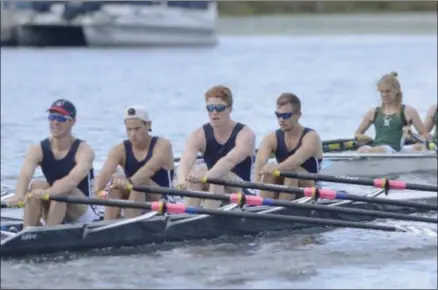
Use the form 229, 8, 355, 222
48, 114, 71, 123
275, 111, 294, 120
206, 104, 229, 113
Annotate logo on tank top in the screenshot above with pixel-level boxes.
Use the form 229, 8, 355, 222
383, 116, 392, 127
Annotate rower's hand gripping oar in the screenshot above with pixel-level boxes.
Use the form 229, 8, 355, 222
405, 120, 437, 152
410, 132, 437, 153
272, 170, 438, 193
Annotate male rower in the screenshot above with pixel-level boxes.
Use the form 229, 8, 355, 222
93, 105, 174, 220
176, 85, 256, 209
253, 93, 323, 201
4, 99, 99, 228
354, 72, 431, 153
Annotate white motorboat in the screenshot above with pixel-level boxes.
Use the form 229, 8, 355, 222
8, 1, 218, 47
82, 1, 218, 47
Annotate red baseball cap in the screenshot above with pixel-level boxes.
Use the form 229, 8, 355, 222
47, 99, 76, 118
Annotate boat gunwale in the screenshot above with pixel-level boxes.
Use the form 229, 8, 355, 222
1, 190, 437, 259
323, 151, 437, 159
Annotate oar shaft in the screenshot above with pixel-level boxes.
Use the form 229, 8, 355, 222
202, 178, 438, 211
274, 171, 438, 192
201, 177, 305, 195
131, 185, 437, 224
189, 205, 401, 233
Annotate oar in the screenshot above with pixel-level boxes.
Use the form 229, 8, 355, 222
322, 138, 373, 153
8, 195, 436, 236
127, 185, 437, 224
199, 178, 438, 211
410, 132, 437, 152
272, 171, 438, 193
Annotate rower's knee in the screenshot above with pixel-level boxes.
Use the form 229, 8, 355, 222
412, 143, 426, 152
29, 179, 50, 191
259, 175, 281, 199
108, 188, 126, 199
279, 177, 298, 200
128, 190, 147, 202
25, 196, 42, 206
358, 145, 371, 153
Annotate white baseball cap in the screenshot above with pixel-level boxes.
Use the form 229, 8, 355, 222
125, 105, 149, 122
124, 105, 151, 131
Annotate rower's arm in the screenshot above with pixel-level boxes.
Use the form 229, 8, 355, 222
253, 133, 275, 182
205, 126, 256, 179
277, 131, 321, 171
176, 129, 205, 184
46, 143, 95, 196
354, 108, 374, 139
423, 105, 437, 133
130, 138, 174, 186
406, 106, 431, 140
94, 144, 123, 192
15, 144, 42, 199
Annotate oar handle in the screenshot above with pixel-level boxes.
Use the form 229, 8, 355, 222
410, 133, 437, 151
1, 201, 24, 209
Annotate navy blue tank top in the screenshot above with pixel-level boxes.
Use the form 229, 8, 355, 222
40, 138, 94, 196
123, 137, 173, 187
202, 123, 253, 181
274, 128, 322, 174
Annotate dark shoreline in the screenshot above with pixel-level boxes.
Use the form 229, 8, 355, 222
218, 1, 438, 16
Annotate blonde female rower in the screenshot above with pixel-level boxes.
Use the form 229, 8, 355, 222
354, 72, 431, 153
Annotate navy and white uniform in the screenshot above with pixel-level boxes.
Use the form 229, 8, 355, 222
40, 138, 94, 196
123, 137, 174, 201
274, 128, 322, 174
39, 138, 98, 223
202, 122, 253, 181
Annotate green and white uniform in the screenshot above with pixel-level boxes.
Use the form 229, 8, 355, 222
371, 105, 407, 152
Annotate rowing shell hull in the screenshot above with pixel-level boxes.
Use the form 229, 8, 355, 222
1, 192, 436, 258
321, 151, 437, 177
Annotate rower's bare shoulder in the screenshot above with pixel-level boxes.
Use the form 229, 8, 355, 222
426, 104, 437, 118
239, 125, 256, 140
260, 131, 277, 148
262, 131, 276, 141
364, 107, 377, 120
156, 137, 173, 153
403, 105, 421, 117
26, 143, 43, 162
107, 143, 125, 160
76, 142, 95, 162
187, 127, 206, 147
305, 130, 321, 142
77, 141, 94, 153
